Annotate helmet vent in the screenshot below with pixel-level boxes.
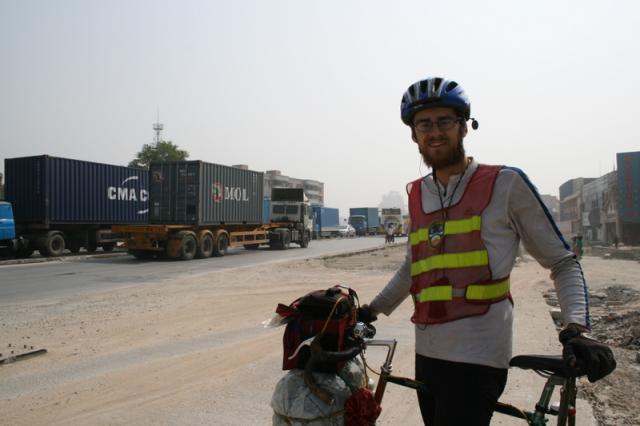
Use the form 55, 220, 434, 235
433, 78, 443, 93
419, 80, 428, 94
445, 81, 458, 92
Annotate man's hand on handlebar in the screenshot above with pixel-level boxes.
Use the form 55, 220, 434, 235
357, 304, 378, 324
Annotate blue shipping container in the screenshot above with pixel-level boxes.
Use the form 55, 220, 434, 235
312, 207, 340, 232
5, 155, 149, 224
349, 207, 379, 231
617, 151, 640, 223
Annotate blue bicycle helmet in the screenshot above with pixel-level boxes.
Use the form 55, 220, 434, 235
400, 77, 472, 126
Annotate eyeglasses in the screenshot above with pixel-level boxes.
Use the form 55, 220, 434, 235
413, 117, 462, 133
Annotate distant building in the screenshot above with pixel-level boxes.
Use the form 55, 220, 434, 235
559, 177, 595, 238
263, 169, 324, 206
539, 194, 560, 222
232, 165, 325, 207
556, 151, 640, 246
581, 171, 617, 244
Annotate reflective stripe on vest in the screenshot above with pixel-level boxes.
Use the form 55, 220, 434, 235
416, 278, 511, 302
410, 249, 489, 277
409, 215, 482, 246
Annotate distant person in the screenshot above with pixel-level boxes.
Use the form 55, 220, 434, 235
357, 76, 615, 425
385, 223, 395, 244
573, 235, 584, 260
613, 234, 619, 249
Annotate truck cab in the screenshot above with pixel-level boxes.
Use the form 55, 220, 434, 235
0, 201, 31, 258
268, 188, 313, 248
0, 201, 16, 241
348, 215, 367, 236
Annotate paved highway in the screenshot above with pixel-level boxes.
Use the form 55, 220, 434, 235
0, 237, 406, 304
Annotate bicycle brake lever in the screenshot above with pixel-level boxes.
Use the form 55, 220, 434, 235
288, 336, 316, 360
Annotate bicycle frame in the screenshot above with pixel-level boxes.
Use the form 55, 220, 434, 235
364, 338, 578, 426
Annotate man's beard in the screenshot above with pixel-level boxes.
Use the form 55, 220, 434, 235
420, 137, 465, 169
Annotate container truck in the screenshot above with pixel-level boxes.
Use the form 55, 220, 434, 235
380, 208, 403, 235
113, 161, 312, 260
2, 155, 148, 258
348, 207, 380, 236
311, 206, 340, 239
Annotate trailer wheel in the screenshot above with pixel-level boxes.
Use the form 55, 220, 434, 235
280, 230, 291, 250
39, 232, 66, 257
299, 231, 310, 248
176, 231, 197, 260
102, 243, 115, 252
213, 233, 229, 257
196, 233, 214, 258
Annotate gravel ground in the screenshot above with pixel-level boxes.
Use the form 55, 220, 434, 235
0, 245, 637, 425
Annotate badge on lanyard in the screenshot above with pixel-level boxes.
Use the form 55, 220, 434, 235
428, 221, 445, 248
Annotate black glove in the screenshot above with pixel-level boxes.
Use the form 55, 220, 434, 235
559, 324, 616, 382
357, 304, 378, 323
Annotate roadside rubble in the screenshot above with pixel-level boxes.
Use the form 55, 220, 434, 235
544, 285, 640, 425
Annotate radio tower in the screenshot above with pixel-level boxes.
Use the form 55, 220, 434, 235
152, 110, 163, 144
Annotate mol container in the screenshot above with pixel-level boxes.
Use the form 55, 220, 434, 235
149, 161, 263, 225
3, 155, 148, 257
116, 162, 312, 260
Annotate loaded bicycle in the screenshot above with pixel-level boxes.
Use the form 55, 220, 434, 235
270, 286, 590, 426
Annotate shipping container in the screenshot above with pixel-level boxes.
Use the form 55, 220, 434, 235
2, 155, 148, 257
349, 207, 380, 236
5, 155, 148, 224
149, 161, 263, 225
312, 206, 340, 238
617, 151, 640, 224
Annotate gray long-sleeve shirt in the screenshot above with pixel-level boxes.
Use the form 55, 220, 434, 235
370, 159, 589, 369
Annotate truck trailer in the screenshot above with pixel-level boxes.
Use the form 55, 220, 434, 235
113, 161, 312, 260
311, 206, 340, 239
2, 155, 148, 258
348, 207, 380, 236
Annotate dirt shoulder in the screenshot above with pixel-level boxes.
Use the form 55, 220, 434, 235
0, 246, 637, 425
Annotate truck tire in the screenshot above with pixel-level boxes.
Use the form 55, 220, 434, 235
102, 243, 115, 252
39, 232, 66, 257
213, 233, 229, 257
299, 231, 310, 248
196, 233, 214, 258
280, 230, 291, 250
177, 231, 197, 260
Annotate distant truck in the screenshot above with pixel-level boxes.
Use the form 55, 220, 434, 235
114, 161, 312, 260
2, 155, 148, 258
311, 206, 340, 239
348, 207, 379, 236
380, 208, 403, 235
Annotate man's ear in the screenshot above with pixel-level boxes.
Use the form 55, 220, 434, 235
460, 121, 468, 138
411, 128, 418, 143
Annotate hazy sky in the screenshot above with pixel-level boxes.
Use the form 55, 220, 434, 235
2, 1, 639, 217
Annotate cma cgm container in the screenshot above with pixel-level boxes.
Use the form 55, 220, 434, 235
3, 155, 148, 258
114, 161, 313, 260
312, 206, 340, 239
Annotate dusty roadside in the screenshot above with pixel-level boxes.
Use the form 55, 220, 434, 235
0, 245, 637, 425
